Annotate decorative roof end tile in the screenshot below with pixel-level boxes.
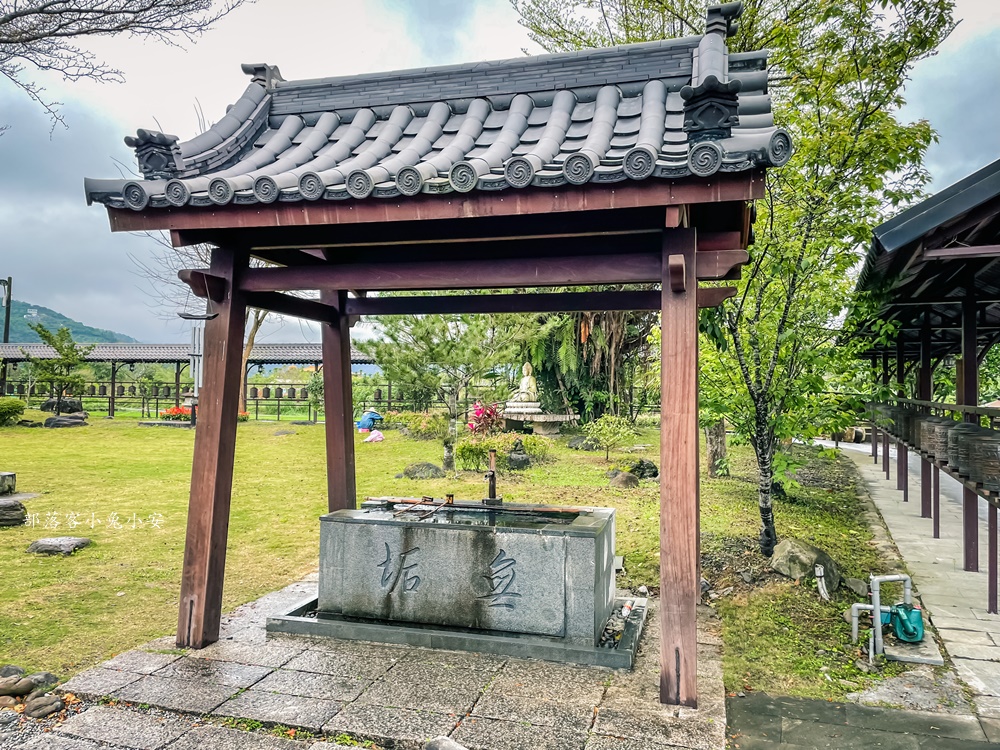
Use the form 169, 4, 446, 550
124, 129, 183, 180
241, 63, 285, 91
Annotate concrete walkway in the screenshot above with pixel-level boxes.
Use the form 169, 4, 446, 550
843, 443, 1000, 719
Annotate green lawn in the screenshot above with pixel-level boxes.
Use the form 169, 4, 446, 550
1, 413, 905, 699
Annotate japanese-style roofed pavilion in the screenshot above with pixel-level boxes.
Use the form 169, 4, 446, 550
84, 1, 789, 706
856, 156, 1000, 615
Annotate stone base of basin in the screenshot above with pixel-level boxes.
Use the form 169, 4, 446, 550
267, 595, 647, 669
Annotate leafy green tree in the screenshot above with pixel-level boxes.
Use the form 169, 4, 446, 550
21, 324, 94, 415
514, 0, 955, 555
583, 414, 637, 461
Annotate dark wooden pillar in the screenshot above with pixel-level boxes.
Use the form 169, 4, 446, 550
961, 293, 979, 572
871, 359, 879, 463
896, 336, 907, 500
321, 289, 356, 513
919, 319, 932, 518
177, 246, 248, 648
882, 351, 890, 478
174, 362, 182, 407
110, 361, 117, 417
659, 227, 698, 707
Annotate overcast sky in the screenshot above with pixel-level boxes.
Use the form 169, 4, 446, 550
0, 0, 997, 344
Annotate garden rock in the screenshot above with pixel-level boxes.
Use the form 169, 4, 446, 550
0, 676, 35, 696
845, 577, 868, 597
290, 420, 316, 425
27, 537, 91, 555
0, 710, 17, 724
770, 538, 842, 591
24, 694, 63, 718
44, 415, 87, 428
0, 499, 26, 527
26, 672, 59, 688
508, 438, 531, 470
16, 420, 43, 427
568, 436, 600, 451
610, 472, 639, 489
424, 738, 469, 750
0, 666, 23, 679
0, 696, 14, 708
0, 473, 13, 495
39, 397, 84, 414
403, 462, 446, 480
623, 458, 659, 479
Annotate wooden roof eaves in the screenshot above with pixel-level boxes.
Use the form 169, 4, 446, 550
105, 172, 764, 237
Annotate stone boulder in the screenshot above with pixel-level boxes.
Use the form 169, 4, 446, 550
0, 472, 14, 496
770, 538, 842, 591
24, 694, 62, 719
26, 672, 59, 689
403, 462, 446, 480
44, 415, 88, 428
0, 676, 35, 696
0, 666, 23, 679
424, 738, 469, 750
568, 436, 600, 451
508, 438, 531, 470
623, 459, 659, 479
27, 537, 92, 555
39, 397, 84, 414
16, 420, 43, 427
0, 498, 26, 528
610, 472, 639, 489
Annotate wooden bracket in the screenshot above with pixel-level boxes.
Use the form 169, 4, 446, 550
178, 269, 227, 303
668, 255, 686, 292
698, 286, 738, 308
695, 249, 749, 280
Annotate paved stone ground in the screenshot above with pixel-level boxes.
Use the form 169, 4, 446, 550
844, 444, 1000, 718
0, 575, 727, 750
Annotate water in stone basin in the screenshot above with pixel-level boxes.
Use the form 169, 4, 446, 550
375, 506, 578, 528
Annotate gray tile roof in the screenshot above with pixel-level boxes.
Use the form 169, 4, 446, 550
85, 2, 790, 212
0, 343, 373, 365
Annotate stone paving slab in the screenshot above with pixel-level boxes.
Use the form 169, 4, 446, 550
251, 668, 370, 702
471, 692, 596, 732
55, 706, 192, 750
451, 716, 588, 750
151, 657, 273, 688
196, 640, 303, 669
592, 705, 721, 749
113, 674, 238, 714
57, 666, 144, 699
281, 647, 401, 679
19, 737, 104, 750
103, 650, 183, 675
167, 725, 309, 750
357, 662, 492, 715
214, 690, 341, 732
323, 704, 459, 747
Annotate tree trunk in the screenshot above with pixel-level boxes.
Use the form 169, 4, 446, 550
443, 438, 455, 472
705, 420, 728, 478
239, 309, 267, 413
754, 424, 778, 557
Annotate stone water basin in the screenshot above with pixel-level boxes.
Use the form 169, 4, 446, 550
318, 501, 616, 644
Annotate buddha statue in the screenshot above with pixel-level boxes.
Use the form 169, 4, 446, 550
509, 363, 538, 403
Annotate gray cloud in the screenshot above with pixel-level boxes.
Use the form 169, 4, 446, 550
0, 89, 184, 343
901, 27, 1000, 189
389, 0, 481, 62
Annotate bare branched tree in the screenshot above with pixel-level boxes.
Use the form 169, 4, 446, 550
0, 0, 249, 130
130, 234, 272, 412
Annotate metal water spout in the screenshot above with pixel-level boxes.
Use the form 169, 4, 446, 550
484, 449, 501, 505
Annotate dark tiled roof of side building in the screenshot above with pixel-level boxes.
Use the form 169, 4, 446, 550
0, 343, 373, 365
85, 2, 791, 212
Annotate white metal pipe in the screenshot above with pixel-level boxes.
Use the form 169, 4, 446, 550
870, 573, 913, 655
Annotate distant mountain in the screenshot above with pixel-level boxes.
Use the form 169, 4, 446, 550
3, 300, 137, 344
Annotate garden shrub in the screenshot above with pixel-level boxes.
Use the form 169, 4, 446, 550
456, 432, 552, 471
0, 397, 26, 426
382, 410, 450, 440
583, 414, 637, 460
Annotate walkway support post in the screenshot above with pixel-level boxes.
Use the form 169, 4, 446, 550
882, 351, 890, 479
177, 245, 248, 648
872, 360, 879, 464
659, 227, 698, 708
321, 289, 356, 513
961, 290, 979, 572
920, 318, 932, 518
896, 335, 907, 501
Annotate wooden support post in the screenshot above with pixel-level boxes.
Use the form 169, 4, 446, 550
962, 292, 979, 572
177, 246, 248, 648
882, 352, 890, 479
110, 361, 117, 417
871, 360, 879, 463
659, 227, 698, 708
990, 504, 998, 615
920, 319, 932, 518
174, 362, 181, 408
321, 290, 356, 513
933, 465, 941, 539
896, 336, 907, 499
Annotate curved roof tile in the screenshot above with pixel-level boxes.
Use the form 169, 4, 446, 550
86, 2, 791, 212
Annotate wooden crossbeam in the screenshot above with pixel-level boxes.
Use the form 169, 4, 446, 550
924, 245, 1000, 260
244, 292, 336, 324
